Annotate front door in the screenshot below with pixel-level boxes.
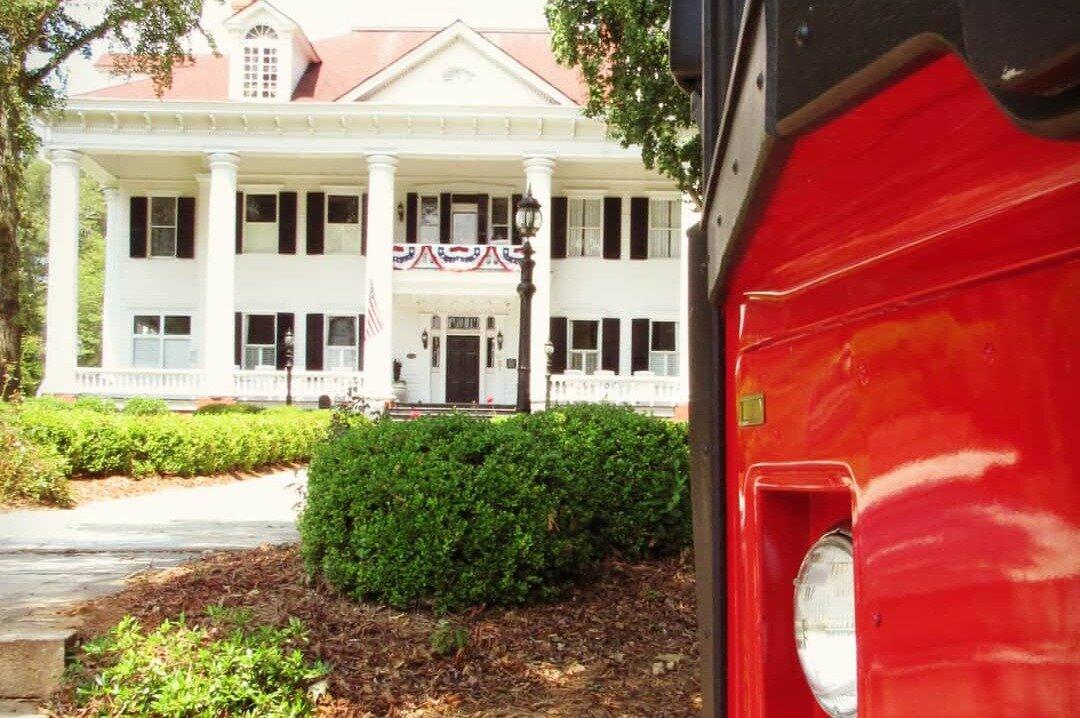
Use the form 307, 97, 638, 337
445, 335, 480, 403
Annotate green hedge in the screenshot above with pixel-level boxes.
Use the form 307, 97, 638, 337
0, 419, 71, 506
300, 404, 690, 611
14, 401, 332, 478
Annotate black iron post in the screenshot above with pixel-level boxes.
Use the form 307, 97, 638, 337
284, 328, 294, 406
515, 239, 535, 413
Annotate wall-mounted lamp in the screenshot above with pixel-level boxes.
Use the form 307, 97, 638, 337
496, 331, 504, 350
421, 329, 429, 349
397, 201, 405, 222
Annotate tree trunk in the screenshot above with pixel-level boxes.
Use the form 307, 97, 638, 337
0, 100, 25, 400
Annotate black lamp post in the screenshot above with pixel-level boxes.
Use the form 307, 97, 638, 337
514, 186, 542, 414
544, 339, 555, 409
283, 328, 295, 406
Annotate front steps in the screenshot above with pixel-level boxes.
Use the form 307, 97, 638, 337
0, 624, 75, 702
387, 402, 518, 421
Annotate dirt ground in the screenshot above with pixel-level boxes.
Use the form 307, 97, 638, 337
51, 544, 701, 717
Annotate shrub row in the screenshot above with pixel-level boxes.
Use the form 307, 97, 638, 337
14, 401, 332, 478
0, 418, 71, 506
300, 404, 690, 611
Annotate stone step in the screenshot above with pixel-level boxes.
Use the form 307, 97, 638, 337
0, 627, 76, 699
0, 699, 47, 717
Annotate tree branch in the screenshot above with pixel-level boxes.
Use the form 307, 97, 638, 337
22, 9, 137, 87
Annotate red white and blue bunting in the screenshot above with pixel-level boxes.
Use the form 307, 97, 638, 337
392, 244, 523, 272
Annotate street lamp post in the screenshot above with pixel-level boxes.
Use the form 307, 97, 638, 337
514, 187, 543, 414
544, 339, 555, 409
284, 328, 295, 406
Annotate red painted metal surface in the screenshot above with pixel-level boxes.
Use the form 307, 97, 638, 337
724, 53, 1080, 717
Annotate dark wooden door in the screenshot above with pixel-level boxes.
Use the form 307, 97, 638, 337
445, 335, 480, 403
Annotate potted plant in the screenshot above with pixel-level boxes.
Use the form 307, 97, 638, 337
391, 358, 407, 402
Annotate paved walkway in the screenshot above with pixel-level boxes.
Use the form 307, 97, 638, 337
0, 469, 306, 628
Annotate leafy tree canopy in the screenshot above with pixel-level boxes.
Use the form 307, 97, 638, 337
545, 0, 702, 207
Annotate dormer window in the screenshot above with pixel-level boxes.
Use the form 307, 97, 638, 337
242, 25, 279, 99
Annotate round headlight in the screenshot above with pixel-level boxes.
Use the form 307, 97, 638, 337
794, 529, 857, 718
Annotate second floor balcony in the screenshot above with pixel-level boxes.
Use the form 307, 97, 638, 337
393, 243, 523, 272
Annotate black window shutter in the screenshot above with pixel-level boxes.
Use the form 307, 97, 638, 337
306, 192, 324, 255
129, 196, 148, 257
235, 192, 244, 253
275, 313, 294, 370
234, 312, 243, 367
439, 192, 451, 243
361, 193, 368, 255
549, 316, 568, 374
406, 193, 418, 243
175, 197, 196, 258
358, 314, 366, 370
631, 318, 650, 372
477, 194, 489, 243
510, 193, 523, 245
277, 192, 297, 254
603, 197, 622, 259
630, 197, 649, 260
551, 196, 568, 258
602, 317, 620, 373
305, 313, 324, 370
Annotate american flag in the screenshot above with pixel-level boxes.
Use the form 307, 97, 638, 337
365, 282, 384, 339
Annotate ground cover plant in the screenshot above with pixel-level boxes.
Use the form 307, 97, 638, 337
301, 404, 691, 611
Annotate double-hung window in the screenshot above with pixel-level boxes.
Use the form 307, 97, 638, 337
325, 316, 358, 371
244, 194, 278, 253
149, 197, 178, 257
242, 25, 279, 99
325, 195, 361, 253
490, 197, 511, 242
569, 320, 600, 374
648, 199, 681, 258
132, 315, 192, 369
451, 203, 478, 243
419, 196, 440, 243
244, 315, 277, 369
567, 198, 602, 257
649, 320, 678, 376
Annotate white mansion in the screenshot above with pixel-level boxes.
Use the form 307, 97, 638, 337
40, 0, 694, 411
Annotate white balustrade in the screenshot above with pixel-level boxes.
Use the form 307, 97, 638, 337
73, 368, 205, 397
548, 372, 682, 413
232, 370, 364, 402
392, 243, 522, 271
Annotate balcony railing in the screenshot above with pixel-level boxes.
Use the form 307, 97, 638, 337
71, 368, 363, 403
233, 370, 364, 402
549, 372, 683, 412
73, 368, 205, 397
393, 243, 523, 272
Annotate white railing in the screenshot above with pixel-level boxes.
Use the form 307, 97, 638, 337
549, 371, 683, 413
392, 243, 522, 271
233, 370, 364, 402
73, 368, 206, 397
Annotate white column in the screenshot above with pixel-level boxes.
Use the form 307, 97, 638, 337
99, 186, 122, 368
679, 195, 701, 403
203, 152, 240, 397
42, 149, 82, 394
363, 153, 398, 402
524, 156, 555, 410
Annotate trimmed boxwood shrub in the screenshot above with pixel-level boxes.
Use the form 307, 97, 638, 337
122, 397, 170, 415
299, 404, 689, 611
0, 419, 71, 506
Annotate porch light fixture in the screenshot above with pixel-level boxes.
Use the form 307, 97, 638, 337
496, 331, 504, 349
420, 329, 429, 349
514, 186, 543, 239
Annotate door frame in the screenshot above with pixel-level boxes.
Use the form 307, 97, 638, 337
444, 334, 481, 403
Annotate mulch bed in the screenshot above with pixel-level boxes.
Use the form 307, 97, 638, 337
52, 544, 701, 717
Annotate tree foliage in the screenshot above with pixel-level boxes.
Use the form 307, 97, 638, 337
0, 0, 210, 398
545, 0, 701, 207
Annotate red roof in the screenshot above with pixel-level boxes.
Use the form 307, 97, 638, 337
79, 28, 586, 104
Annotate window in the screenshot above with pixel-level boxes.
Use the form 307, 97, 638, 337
648, 199, 681, 258
567, 198, 602, 256
244, 314, 276, 369
325, 195, 361, 253
448, 316, 480, 330
485, 336, 495, 368
242, 25, 279, 99
431, 335, 441, 368
244, 194, 277, 253
419, 196, 440, 243
132, 314, 192, 369
649, 321, 678, 376
147, 197, 178, 257
490, 197, 510, 242
431, 315, 441, 330
452, 203, 478, 243
325, 316, 358, 371
569, 320, 600, 374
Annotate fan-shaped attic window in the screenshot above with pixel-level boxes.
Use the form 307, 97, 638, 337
242, 25, 280, 99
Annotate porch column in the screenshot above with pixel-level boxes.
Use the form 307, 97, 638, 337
363, 153, 398, 402
524, 155, 554, 410
679, 195, 700, 403
99, 186, 122, 368
203, 152, 239, 397
42, 149, 82, 394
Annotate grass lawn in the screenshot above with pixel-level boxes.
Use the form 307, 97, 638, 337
52, 544, 701, 717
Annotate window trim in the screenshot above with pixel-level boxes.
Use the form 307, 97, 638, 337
131, 313, 193, 369
566, 196, 604, 258
324, 314, 359, 372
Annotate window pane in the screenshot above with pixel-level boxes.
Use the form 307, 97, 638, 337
163, 338, 192, 369
327, 195, 359, 224
571, 320, 598, 350
133, 337, 161, 368
491, 197, 508, 225
134, 315, 160, 335
150, 227, 176, 257
452, 211, 477, 242
569, 199, 583, 227
325, 224, 360, 253
327, 316, 356, 346
151, 197, 176, 226
246, 315, 275, 344
583, 199, 602, 229
491, 226, 509, 241
420, 197, 439, 226
651, 321, 676, 351
164, 316, 191, 335
246, 194, 277, 222
243, 223, 277, 253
